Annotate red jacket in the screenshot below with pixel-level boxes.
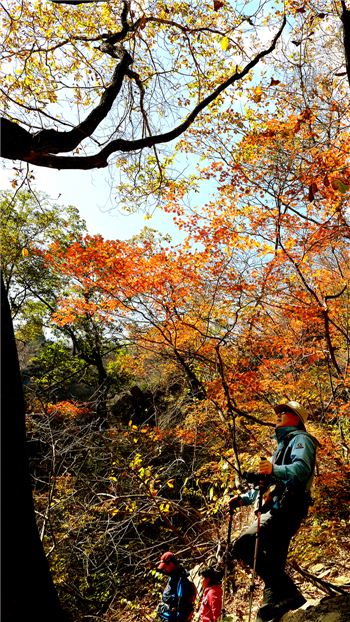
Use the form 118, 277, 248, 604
198, 585, 222, 622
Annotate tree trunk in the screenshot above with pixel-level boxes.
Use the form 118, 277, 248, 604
1, 274, 68, 622
341, 2, 350, 88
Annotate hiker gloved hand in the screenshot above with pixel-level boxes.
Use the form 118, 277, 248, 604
228, 495, 243, 511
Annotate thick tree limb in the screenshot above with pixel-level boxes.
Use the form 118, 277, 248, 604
0, 16, 286, 169
1, 49, 132, 160
51, 1, 108, 4
35, 49, 132, 154
341, 1, 350, 87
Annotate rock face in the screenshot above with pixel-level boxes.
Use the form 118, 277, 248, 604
108, 385, 157, 426
280, 594, 350, 622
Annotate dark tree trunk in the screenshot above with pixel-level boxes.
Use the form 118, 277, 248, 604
341, 1, 350, 87
1, 274, 68, 622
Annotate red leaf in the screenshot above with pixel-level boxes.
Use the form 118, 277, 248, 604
308, 182, 318, 202
302, 108, 311, 120
213, 0, 224, 10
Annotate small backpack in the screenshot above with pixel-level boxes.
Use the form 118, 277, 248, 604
177, 575, 197, 619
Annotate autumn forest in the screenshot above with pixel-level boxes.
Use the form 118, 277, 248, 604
1, 1, 350, 621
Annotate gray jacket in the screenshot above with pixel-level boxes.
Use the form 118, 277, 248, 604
241, 426, 318, 509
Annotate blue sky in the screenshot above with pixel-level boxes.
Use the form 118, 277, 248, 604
1, 162, 184, 242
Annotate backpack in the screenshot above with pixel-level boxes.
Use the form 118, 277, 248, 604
176, 575, 197, 619
159, 574, 197, 622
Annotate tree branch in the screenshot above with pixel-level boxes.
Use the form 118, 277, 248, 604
289, 560, 350, 595
50, 1, 108, 4
39, 49, 132, 156
0, 16, 286, 169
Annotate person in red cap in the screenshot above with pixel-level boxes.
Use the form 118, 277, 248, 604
157, 551, 196, 622
227, 401, 319, 621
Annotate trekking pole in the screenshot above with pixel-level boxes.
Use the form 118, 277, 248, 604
221, 507, 234, 622
247, 468, 265, 622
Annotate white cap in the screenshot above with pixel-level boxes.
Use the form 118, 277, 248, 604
274, 401, 309, 425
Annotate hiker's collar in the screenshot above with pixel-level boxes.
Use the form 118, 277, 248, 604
275, 426, 299, 442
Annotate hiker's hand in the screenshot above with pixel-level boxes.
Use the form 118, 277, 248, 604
228, 495, 243, 511
259, 458, 273, 475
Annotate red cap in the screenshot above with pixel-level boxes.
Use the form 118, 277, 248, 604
157, 551, 177, 570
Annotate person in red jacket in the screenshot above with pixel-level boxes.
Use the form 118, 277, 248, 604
198, 567, 223, 622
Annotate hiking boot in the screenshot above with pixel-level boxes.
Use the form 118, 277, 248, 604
256, 603, 279, 622
286, 591, 306, 610
257, 591, 306, 621
262, 587, 278, 606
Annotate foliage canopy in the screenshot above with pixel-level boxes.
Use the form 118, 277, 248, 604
1, 1, 350, 620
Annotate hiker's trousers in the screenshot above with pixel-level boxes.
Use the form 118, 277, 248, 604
230, 505, 306, 593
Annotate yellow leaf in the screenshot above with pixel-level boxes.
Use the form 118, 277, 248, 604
22, 248, 29, 257
252, 86, 263, 103
220, 37, 230, 51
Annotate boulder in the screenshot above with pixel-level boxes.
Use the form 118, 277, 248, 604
279, 594, 350, 622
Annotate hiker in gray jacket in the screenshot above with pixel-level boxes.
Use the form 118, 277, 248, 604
228, 401, 319, 621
